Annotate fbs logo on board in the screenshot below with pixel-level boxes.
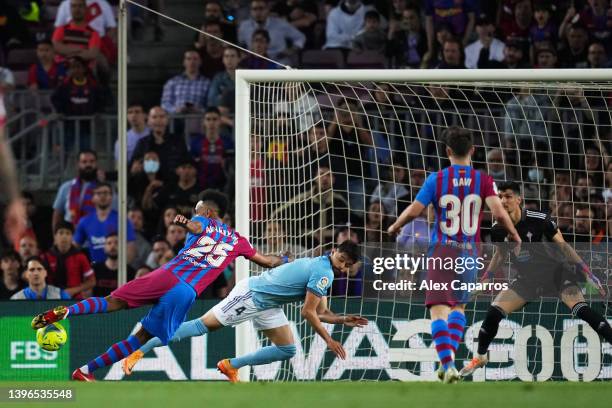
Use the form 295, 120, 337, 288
0, 317, 70, 380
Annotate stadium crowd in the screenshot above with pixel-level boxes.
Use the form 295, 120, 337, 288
0, 0, 611, 300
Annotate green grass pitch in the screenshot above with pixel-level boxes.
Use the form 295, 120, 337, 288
1, 381, 611, 408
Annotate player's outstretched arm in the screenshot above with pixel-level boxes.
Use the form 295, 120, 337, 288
173, 215, 203, 235
301, 291, 347, 359
485, 196, 521, 246
551, 231, 606, 296
249, 251, 292, 268
316, 296, 368, 327
387, 201, 426, 236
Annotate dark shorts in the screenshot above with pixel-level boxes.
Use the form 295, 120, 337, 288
509, 265, 584, 301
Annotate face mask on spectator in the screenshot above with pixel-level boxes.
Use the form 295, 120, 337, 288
144, 160, 160, 174
528, 169, 544, 182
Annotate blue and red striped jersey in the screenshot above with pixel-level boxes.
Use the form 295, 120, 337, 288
415, 164, 497, 245
162, 216, 256, 295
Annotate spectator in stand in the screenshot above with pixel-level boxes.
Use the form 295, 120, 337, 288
0, 1, 32, 53
145, 235, 173, 270
128, 150, 163, 212
238, 29, 280, 69
51, 56, 105, 120
28, 39, 67, 90
161, 50, 210, 114
478, 40, 529, 69
18, 235, 39, 262
157, 206, 178, 236
74, 182, 136, 264
52, 0, 103, 68
114, 102, 150, 164
92, 233, 135, 297
437, 38, 465, 69
272, 165, 350, 244
530, 1, 557, 52
194, 20, 226, 79
370, 165, 409, 217
389, 0, 409, 27
127, 207, 151, 270
19, 192, 53, 252
165, 223, 186, 253
560, 0, 612, 44
271, 0, 319, 49
207, 47, 239, 109
574, 204, 606, 243
559, 23, 590, 68
388, 6, 428, 69
238, 0, 305, 64
465, 15, 505, 69
324, 0, 377, 50
153, 157, 200, 217
0, 63, 14, 94
257, 220, 306, 256
500, 0, 532, 62
40, 221, 95, 299
581, 0, 612, 43
52, 149, 101, 230
535, 45, 558, 68
421, 23, 453, 68
189, 107, 234, 191
203, 0, 237, 42
11, 256, 71, 300
352, 10, 387, 54
364, 201, 392, 243
0, 250, 23, 299
131, 106, 189, 183
588, 42, 610, 68
424, 0, 476, 53
54, 0, 117, 66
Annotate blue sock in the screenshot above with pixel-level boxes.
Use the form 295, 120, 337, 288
447, 311, 466, 354
230, 344, 296, 369
140, 319, 209, 354
431, 319, 454, 370
68, 297, 108, 316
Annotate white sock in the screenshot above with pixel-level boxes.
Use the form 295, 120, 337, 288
80, 365, 89, 374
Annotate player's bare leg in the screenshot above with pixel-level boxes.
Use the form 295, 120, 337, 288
561, 286, 612, 344
461, 290, 526, 377
32, 296, 128, 329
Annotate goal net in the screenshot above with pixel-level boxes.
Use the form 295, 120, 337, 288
235, 70, 612, 382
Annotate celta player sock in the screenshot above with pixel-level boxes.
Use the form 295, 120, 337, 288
139, 318, 209, 354
229, 344, 297, 369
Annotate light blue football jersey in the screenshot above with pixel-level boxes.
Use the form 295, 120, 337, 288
248, 256, 335, 310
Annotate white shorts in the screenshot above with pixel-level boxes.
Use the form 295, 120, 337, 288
211, 278, 289, 331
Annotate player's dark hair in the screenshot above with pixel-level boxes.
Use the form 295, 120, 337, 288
441, 126, 473, 157
497, 180, 521, 195
54, 220, 74, 235
336, 240, 360, 263
198, 189, 228, 217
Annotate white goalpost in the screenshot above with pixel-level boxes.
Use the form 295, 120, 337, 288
235, 69, 612, 382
